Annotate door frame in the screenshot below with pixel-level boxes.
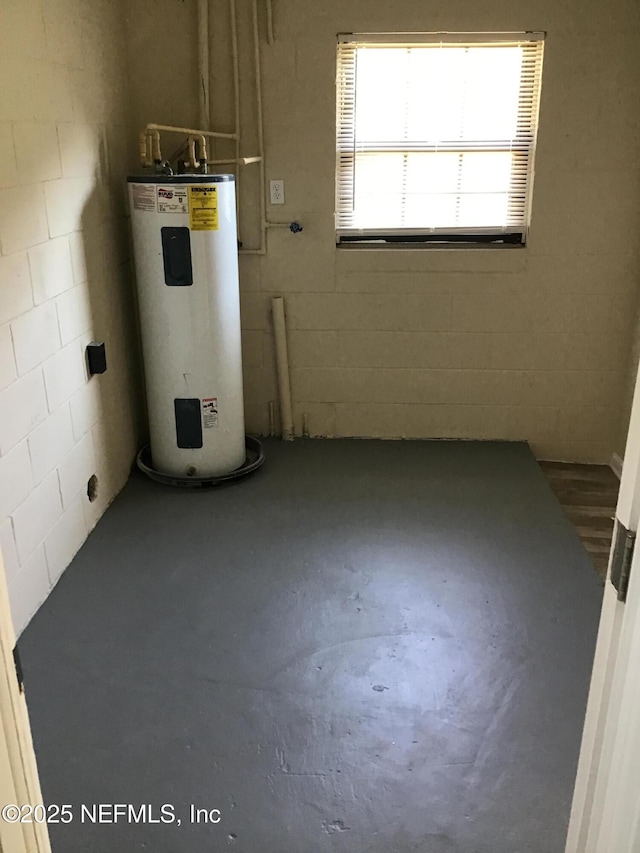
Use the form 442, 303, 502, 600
566, 366, 640, 851
0, 551, 51, 853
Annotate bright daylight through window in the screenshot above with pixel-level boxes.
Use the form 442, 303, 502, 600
335, 33, 544, 245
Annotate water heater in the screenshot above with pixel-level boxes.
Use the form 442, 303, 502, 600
128, 174, 248, 482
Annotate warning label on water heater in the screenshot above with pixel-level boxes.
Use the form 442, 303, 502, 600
202, 397, 219, 428
189, 186, 219, 231
157, 186, 188, 213
132, 183, 156, 211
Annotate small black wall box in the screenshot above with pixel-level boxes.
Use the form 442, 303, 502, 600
87, 342, 107, 375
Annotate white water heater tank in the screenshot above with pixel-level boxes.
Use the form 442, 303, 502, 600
128, 174, 245, 479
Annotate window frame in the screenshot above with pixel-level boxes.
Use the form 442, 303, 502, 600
335, 32, 545, 248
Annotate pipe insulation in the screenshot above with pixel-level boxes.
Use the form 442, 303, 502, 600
271, 297, 294, 441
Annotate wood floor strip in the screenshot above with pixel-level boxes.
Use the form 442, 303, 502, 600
540, 460, 619, 583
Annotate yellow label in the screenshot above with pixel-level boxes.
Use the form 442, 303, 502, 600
188, 185, 219, 231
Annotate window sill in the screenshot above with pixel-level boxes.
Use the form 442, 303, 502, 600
336, 241, 526, 251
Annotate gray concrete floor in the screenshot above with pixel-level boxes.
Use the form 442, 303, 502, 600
21, 439, 603, 853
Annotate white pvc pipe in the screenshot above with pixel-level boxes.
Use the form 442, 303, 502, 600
208, 157, 262, 165
140, 4, 272, 245
187, 137, 197, 170
266, 0, 274, 44
254, 0, 266, 238
140, 124, 235, 168
146, 123, 236, 140
240, 0, 268, 255
271, 297, 294, 441
197, 0, 210, 130
139, 131, 151, 167
150, 129, 161, 162
230, 0, 241, 233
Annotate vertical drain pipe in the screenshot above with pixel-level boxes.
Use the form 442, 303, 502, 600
272, 297, 294, 440
245, 0, 267, 254
230, 0, 241, 236
253, 0, 267, 249
266, 0, 274, 44
197, 0, 210, 133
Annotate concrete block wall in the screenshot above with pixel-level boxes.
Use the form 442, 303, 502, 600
127, 0, 640, 463
0, 0, 141, 634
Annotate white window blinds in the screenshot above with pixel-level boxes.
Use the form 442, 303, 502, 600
336, 33, 544, 244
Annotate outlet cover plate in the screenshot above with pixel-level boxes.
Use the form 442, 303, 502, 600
270, 180, 285, 204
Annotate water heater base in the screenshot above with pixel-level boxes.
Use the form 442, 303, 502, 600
136, 436, 265, 488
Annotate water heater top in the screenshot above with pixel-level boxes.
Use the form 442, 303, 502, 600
126, 174, 235, 183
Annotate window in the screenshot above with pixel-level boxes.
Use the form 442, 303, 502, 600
335, 33, 544, 245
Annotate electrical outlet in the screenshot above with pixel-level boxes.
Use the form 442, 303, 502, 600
269, 180, 285, 205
